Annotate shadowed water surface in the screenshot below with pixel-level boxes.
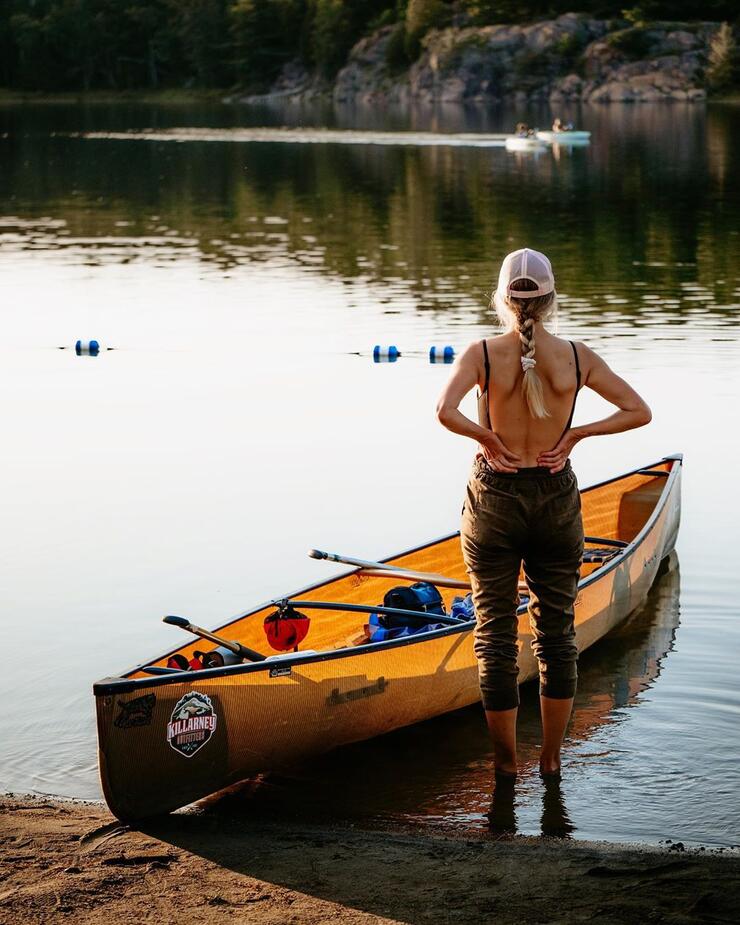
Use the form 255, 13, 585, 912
0, 100, 738, 846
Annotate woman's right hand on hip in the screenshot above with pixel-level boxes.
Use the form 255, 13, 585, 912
479, 432, 521, 473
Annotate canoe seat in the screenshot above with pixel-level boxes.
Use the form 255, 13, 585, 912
582, 547, 620, 564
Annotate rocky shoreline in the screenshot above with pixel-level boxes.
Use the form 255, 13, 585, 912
237, 14, 721, 105
2, 795, 740, 924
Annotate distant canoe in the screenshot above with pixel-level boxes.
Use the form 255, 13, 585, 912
536, 130, 592, 145
94, 455, 682, 821
505, 136, 547, 152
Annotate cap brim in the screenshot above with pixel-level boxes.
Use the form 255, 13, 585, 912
503, 283, 555, 299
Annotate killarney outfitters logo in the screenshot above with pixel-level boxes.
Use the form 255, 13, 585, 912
166, 692, 217, 758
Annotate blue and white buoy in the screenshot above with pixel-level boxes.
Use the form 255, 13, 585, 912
429, 345, 455, 364
75, 340, 100, 357
373, 345, 399, 363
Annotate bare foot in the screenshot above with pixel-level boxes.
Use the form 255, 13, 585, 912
494, 764, 518, 779
539, 753, 561, 778
493, 747, 518, 778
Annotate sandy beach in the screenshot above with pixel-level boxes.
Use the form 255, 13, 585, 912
1, 794, 738, 924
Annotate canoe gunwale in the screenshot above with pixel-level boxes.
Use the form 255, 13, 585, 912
93, 455, 682, 697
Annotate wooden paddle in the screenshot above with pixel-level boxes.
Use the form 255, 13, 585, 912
310, 548, 529, 594
309, 548, 470, 588
311, 539, 624, 592
162, 615, 266, 662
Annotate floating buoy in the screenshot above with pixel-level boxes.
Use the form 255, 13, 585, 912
373, 345, 399, 363
75, 339, 100, 357
429, 345, 455, 364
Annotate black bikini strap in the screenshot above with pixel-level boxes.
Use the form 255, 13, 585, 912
570, 340, 581, 391
560, 341, 581, 438
482, 339, 490, 394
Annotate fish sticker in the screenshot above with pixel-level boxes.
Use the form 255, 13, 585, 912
166, 691, 217, 757
114, 693, 156, 728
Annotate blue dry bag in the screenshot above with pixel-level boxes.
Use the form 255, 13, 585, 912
368, 582, 447, 642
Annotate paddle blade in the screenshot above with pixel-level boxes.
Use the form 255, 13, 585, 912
163, 615, 190, 628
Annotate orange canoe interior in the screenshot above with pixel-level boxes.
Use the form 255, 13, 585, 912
128, 461, 674, 679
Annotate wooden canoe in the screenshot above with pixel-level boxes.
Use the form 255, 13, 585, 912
94, 454, 682, 821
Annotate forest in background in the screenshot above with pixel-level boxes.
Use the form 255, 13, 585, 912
1, 0, 738, 93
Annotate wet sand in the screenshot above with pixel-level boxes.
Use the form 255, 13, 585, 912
1, 795, 738, 924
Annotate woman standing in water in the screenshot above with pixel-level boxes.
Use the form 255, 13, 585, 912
436, 249, 651, 778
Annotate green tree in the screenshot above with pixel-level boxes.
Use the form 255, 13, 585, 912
165, 0, 230, 87
309, 0, 396, 78
230, 0, 305, 89
462, 2, 538, 26
2, 0, 740, 91
404, 0, 449, 61
311, 0, 351, 76
706, 22, 737, 93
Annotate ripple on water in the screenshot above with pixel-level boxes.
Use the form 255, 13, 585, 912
1, 102, 739, 846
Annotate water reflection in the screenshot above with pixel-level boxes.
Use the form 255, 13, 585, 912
540, 780, 574, 839
0, 102, 737, 339
487, 775, 517, 836
486, 765, 575, 840
486, 776, 576, 840
1, 99, 737, 846
197, 554, 681, 841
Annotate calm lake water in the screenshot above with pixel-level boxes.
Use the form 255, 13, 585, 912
1, 100, 738, 847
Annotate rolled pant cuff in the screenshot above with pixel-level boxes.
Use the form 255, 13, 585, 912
539, 680, 577, 700
481, 688, 520, 711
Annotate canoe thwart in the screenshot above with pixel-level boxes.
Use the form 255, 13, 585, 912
278, 598, 469, 627
583, 536, 628, 548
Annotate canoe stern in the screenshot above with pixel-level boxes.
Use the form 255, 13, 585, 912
95, 683, 232, 821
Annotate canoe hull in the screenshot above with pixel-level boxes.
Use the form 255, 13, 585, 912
505, 137, 547, 152
95, 457, 681, 821
536, 130, 591, 144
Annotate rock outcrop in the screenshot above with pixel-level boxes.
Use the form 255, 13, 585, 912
257, 14, 719, 104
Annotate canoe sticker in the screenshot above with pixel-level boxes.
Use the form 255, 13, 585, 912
269, 664, 292, 678
114, 693, 156, 729
327, 677, 388, 707
166, 691, 217, 758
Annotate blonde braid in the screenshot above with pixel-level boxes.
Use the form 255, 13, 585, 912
491, 258, 558, 420
519, 315, 536, 363
516, 308, 550, 419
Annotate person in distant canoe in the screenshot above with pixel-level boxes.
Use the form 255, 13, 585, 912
436, 248, 651, 780
552, 118, 576, 133
514, 122, 531, 137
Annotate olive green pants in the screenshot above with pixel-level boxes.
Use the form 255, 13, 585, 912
460, 456, 584, 712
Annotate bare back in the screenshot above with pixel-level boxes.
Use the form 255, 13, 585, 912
436, 321, 650, 475
478, 329, 580, 466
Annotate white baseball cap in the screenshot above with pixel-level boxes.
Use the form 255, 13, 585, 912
496, 248, 555, 299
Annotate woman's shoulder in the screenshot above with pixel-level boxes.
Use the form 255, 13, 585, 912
549, 337, 605, 383
459, 334, 507, 358
549, 335, 599, 361
481, 332, 516, 353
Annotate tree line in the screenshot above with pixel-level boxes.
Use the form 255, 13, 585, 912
0, 1, 737, 92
